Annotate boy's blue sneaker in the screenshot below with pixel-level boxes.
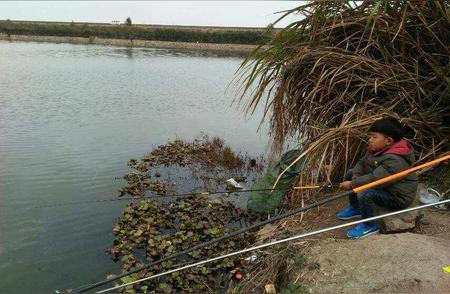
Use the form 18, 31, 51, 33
337, 206, 362, 220
347, 223, 380, 238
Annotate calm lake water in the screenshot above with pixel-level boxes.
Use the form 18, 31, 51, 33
0, 41, 269, 292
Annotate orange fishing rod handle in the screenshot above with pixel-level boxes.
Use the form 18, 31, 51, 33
353, 154, 450, 193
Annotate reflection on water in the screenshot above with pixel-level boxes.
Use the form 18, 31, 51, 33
0, 40, 268, 292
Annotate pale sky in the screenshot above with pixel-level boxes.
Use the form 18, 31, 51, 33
0, 1, 305, 28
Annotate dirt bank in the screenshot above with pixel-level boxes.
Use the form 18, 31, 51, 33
233, 192, 450, 293
301, 233, 450, 293
280, 198, 450, 294
0, 34, 256, 55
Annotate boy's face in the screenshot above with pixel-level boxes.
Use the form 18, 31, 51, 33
368, 132, 394, 152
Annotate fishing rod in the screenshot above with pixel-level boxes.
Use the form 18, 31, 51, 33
97, 198, 450, 293
74, 192, 348, 293
28, 185, 335, 209
74, 154, 450, 293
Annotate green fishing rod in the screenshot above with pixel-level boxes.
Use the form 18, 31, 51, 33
27, 184, 336, 209
73, 154, 450, 293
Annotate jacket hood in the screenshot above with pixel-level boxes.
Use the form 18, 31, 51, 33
369, 139, 415, 163
383, 139, 414, 155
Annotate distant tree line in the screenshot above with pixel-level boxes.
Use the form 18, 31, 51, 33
0, 21, 271, 45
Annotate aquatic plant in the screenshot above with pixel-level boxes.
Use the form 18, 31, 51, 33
120, 135, 261, 198
107, 197, 255, 293
107, 135, 263, 292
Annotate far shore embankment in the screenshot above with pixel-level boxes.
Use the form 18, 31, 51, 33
0, 34, 257, 55
0, 20, 275, 55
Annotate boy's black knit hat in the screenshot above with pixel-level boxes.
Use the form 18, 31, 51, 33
369, 117, 405, 141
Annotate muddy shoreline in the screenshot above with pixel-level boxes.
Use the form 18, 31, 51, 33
0, 33, 256, 55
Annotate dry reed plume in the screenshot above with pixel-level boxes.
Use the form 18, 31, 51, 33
235, 0, 449, 204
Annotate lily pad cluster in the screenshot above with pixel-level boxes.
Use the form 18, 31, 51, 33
109, 135, 264, 293
107, 196, 255, 293
119, 172, 166, 197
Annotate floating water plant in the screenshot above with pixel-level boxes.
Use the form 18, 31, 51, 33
108, 135, 263, 292
107, 197, 256, 293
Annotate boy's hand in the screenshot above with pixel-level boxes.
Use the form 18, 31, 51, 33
339, 181, 352, 190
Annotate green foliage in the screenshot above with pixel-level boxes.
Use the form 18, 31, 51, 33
283, 282, 307, 294
106, 135, 262, 293
125, 17, 132, 26
107, 197, 255, 293
0, 21, 271, 44
293, 254, 307, 269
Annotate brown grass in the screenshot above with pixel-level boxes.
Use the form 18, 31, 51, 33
234, 0, 449, 204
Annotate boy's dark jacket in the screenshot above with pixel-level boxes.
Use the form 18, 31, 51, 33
351, 139, 418, 205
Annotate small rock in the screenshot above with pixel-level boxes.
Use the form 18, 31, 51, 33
377, 190, 422, 233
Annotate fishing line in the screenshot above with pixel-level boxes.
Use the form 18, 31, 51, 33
25, 185, 334, 209
73, 154, 450, 293
96, 198, 450, 293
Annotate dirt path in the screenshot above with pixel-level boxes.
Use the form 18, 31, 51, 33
302, 233, 450, 293
284, 196, 450, 293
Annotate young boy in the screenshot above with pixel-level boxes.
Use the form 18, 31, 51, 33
337, 117, 418, 238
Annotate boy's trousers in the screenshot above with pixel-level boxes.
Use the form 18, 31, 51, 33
345, 170, 409, 225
